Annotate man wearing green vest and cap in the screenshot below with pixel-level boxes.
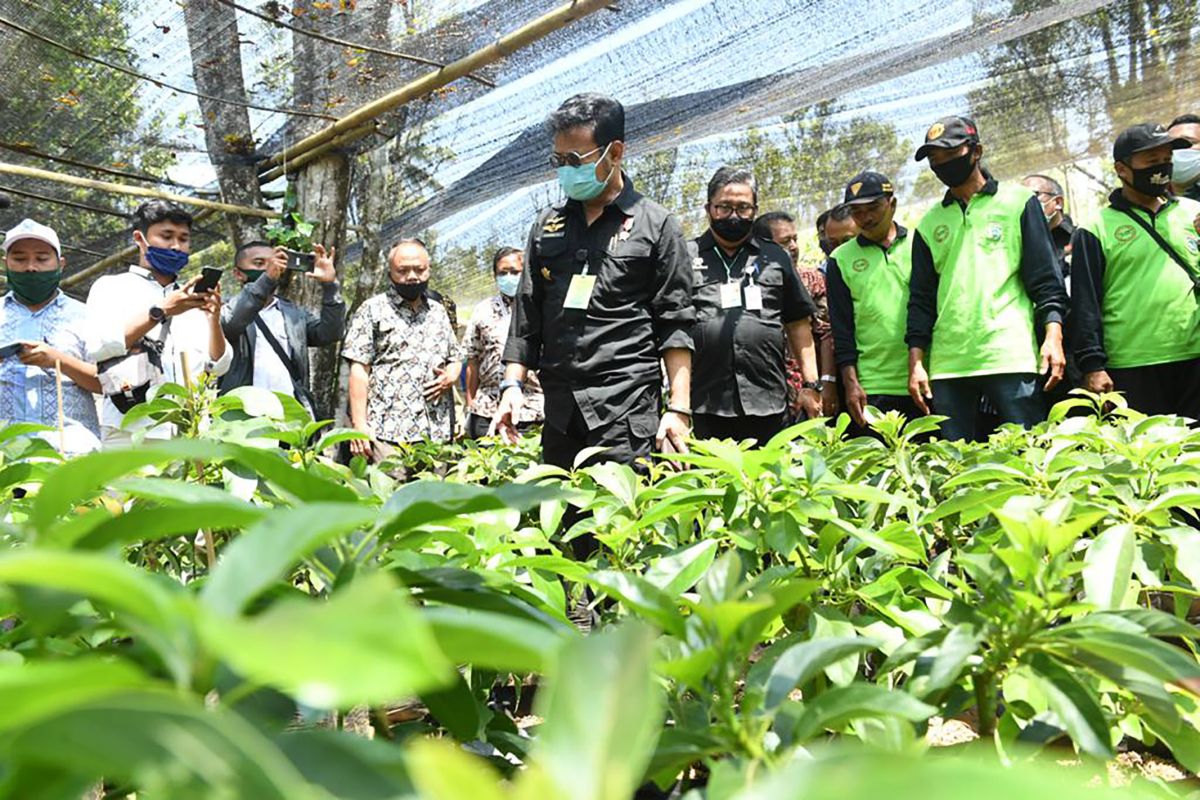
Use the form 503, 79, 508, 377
906, 115, 1068, 440
827, 171, 919, 431
1070, 122, 1200, 417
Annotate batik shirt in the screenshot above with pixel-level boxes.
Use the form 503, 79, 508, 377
0, 291, 100, 452
342, 291, 460, 444
464, 293, 543, 423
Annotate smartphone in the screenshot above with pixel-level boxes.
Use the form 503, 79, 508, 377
193, 267, 223, 294
0, 342, 23, 359
286, 251, 316, 273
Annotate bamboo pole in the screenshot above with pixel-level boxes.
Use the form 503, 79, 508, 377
178, 349, 217, 570
257, 0, 613, 182
61, 209, 217, 290
54, 357, 65, 452
0, 163, 280, 219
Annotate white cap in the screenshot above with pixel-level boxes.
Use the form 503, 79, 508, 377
2, 218, 61, 258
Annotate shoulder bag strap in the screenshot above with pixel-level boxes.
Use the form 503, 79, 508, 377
253, 314, 314, 408
1117, 207, 1200, 297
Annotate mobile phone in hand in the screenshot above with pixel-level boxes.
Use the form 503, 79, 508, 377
0, 342, 23, 359
193, 267, 223, 293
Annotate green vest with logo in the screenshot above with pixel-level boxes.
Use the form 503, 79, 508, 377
1081, 196, 1200, 369
831, 231, 913, 395
916, 183, 1039, 380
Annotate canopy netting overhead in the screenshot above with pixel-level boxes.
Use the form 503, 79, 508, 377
0, 0, 1196, 308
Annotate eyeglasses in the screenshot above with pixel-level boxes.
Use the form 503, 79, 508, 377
710, 203, 758, 219
1032, 190, 1060, 199
549, 145, 605, 169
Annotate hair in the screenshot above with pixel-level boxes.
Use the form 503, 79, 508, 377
388, 237, 429, 264
131, 200, 192, 236
491, 246, 522, 274
547, 93, 625, 148
706, 166, 758, 204
1169, 113, 1200, 128
1024, 174, 1063, 196
234, 240, 273, 267
752, 211, 794, 242
827, 204, 854, 223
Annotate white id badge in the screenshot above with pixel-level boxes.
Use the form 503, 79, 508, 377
564, 274, 596, 310
720, 281, 742, 309
743, 284, 763, 311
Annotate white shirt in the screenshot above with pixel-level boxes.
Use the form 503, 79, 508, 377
86, 266, 233, 434
252, 299, 296, 398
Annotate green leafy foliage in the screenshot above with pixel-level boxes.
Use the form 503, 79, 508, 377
0, 389, 1197, 797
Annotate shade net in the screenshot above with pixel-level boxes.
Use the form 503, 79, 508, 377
0, 0, 1196, 309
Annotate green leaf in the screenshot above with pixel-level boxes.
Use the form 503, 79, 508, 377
199, 573, 452, 709
643, 539, 719, 596
1083, 524, 1136, 611
275, 730, 416, 799
910, 624, 979, 698
423, 606, 573, 673
407, 738, 506, 800
1027, 652, 1114, 759
202, 502, 381, 616
763, 637, 880, 711
0, 551, 193, 683
589, 571, 684, 636
29, 439, 229, 532
7, 691, 318, 799
0, 660, 149, 734
791, 684, 935, 741
380, 481, 559, 539
522, 623, 664, 800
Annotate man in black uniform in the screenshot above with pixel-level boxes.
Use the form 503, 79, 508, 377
493, 94, 694, 469
690, 167, 820, 443
1022, 174, 1075, 281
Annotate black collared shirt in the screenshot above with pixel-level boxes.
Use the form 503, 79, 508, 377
1052, 215, 1075, 279
688, 231, 815, 417
504, 173, 694, 431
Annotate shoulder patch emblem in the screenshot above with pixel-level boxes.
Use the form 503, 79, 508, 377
1114, 224, 1136, 244
851, 258, 869, 272
542, 214, 566, 237
933, 224, 951, 244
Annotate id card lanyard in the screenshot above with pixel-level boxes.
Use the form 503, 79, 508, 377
563, 249, 596, 310
715, 246, 744, 309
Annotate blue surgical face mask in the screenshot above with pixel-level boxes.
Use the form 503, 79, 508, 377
557, 143, 615, 201
496, 273, 520, 297
145, 246, 189, 277
1173, 148, 1200, 187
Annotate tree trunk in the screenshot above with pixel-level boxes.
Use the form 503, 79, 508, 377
181, 0, 265, 247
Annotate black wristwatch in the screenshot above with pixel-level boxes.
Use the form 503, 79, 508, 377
499, 378, 524, 393
149, 305, 166, 323
800, 380, 822, 392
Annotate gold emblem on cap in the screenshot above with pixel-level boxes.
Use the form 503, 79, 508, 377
927, 122, 946, 141
850, 182, 863, 197
881, 182, 894, 193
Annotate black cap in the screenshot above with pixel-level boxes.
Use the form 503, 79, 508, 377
1113, 122, 1191, 162
915, 115, 980, 161
843, 171, 894, 205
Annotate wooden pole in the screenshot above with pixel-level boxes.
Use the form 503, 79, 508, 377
257, 0, 614, 182
0, 162, 280, 219
54, 358, 65, 453
178, 349, 217, 570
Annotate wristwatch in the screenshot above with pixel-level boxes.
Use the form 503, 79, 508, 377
820, 374, 837, 386
499, 378, 525, 393
666, 405, 692, 418
801, 380, 822, 392
148, 305, 166, 323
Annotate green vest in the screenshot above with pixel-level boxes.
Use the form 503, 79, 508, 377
916, 182, 1040, 380
831, 230, 913, 395
1082, 196, 1200, 369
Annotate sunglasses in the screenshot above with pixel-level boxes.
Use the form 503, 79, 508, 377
549, 143, 608, 169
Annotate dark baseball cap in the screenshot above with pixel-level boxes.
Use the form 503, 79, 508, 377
1113, 122, 1191, 162
915, 115, 980, 161
843, 171, 895, 205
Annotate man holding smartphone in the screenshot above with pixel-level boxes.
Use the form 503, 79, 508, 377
0, 219, 102, 453
86, 200, 231, 445
220, 240, 343, 413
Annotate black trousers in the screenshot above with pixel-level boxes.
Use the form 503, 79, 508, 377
465, 412, 541, 440
541, 400, 658, 472
1109, 357, 1200, 418
692, 412, 786, 447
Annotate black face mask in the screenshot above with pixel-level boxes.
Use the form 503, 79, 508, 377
710, 215, 754, 243
1125, 163, 1173, 197
392, 280, 427, 301
931, 151, 978, 188
818, 237, 835, 257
